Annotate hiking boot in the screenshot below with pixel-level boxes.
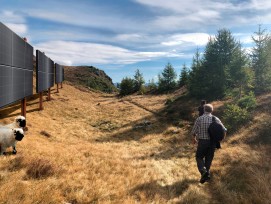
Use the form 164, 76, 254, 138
200, 170, 209, 184
206, 172, 211, 182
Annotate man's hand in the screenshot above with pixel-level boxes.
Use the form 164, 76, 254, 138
192, 136, 198, 145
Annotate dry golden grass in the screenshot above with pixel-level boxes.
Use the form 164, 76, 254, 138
0, 83, 270, 203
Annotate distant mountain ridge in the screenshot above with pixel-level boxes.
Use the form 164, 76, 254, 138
64, 66, 117, 93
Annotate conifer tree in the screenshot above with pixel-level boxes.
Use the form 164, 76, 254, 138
202, 29, 237, 99
134, 69, 145, 92
251, 25, 271, 93
158, 63, 177, 92
179, 63, 189, 87
187, 48, 205, 98
228, 43, 254, 97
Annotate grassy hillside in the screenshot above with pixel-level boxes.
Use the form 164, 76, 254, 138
64, 66, 117, 93
0, 82, 270, 203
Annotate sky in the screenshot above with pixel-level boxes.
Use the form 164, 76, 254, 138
1, 0, 271, 83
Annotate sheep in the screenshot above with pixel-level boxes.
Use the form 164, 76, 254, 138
0, 127, 24, 155
0, 116, 26, 153
2, 116, 26, 129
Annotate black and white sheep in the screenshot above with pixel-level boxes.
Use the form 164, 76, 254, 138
2, 116, 26, 129
0, 128, 24, 155
0, 116, 26, 153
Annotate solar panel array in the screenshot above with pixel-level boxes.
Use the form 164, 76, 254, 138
36, 50, 54, 93
55, 63, 64, 84
0, 22, 33, 108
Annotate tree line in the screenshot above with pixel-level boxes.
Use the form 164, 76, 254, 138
119, 26, 271, 100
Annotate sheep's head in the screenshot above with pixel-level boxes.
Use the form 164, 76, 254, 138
13, 128, 24, 141
15, 116, 26, 128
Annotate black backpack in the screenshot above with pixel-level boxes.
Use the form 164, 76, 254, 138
208, 116, 225, 142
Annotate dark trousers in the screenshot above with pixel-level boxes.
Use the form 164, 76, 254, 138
196, 139, 216, 174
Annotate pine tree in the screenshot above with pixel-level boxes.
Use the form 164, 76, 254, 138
134, 69, 145, 92
251, 25, 271, 93
148, 78, 157, 91
158, 63, 177, 92
187, 48, 205, 98
228, 43, 254, 98
188, 29, 241, 99
204, 29, 237, 98
179, 63, 189, 87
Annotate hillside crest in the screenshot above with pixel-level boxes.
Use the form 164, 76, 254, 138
64, 65, 117, 93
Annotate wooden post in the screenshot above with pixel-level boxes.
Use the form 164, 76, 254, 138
47, 88, 51, 101
57, 83, 59, 93
21, 98, 26, 117
39, 92, 43, 110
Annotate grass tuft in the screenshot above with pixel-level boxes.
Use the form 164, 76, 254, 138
25, 158, 58, 179
8, 156, 25, 171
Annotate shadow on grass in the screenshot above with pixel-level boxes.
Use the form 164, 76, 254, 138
136, 142, 194, 160
0, 92, 56, 120
131, 179, 198, 201
94, 114, 166, 142
95, 94, 199, 161
0, 103, 21, 120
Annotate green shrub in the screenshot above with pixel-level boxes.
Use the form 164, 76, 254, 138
237, 92, 257, 110
86, 78, 116, 93
119, 77, 135, 96
223, 104, 251, 133
139, 85, 147, 95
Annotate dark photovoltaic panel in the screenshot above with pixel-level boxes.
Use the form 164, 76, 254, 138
0, 65, 12, 108
0, 22, 34, 109
0, 23, 12, 66
55, 63, 64, 84
36, 50, 54, 93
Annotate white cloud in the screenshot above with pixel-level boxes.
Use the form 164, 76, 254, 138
27, 8, 146, 33
133, 0, 271, 31
5, 23, 27, 35
233, 33, 254, 45
115, 34, 143, 41
0, 11, 28, 35
248, 0, 271, 10
161, 33, 210, 46
0, 11, 25, 23
34, 41, 184, 66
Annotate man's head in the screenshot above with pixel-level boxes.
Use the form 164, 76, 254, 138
204, 104, 213, 113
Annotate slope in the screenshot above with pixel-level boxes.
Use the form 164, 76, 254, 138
0, 82, 270, 204
64, 66, 117, 93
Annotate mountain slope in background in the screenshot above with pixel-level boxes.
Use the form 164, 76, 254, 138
64, 66, 117, 93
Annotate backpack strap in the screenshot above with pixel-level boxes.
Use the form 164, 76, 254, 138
212, 116, 216, 122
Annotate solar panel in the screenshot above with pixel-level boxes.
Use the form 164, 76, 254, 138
0, 23, 34, 109
36, 50, 55, 93
0, 22, 12, 66
55, 63, 64, 84
24, 70, 33, 97
12, 33, 25, 69
25, 43, 33, 70
0, 65, 12, 107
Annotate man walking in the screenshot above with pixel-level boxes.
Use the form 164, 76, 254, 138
192, 104, 226, 183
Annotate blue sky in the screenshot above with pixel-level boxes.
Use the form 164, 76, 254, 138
1, 0, 271, 83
